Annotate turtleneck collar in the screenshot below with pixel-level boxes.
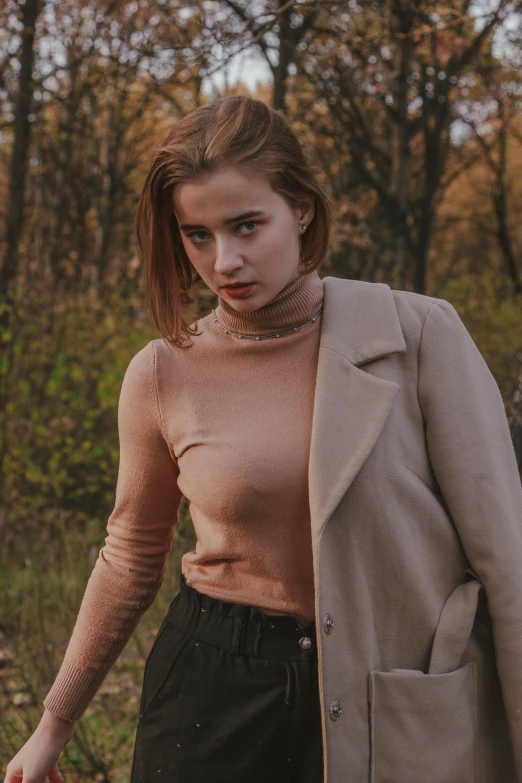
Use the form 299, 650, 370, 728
214, 270, 325, 336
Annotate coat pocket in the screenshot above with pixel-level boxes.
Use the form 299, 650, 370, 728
369, 661, 478, 783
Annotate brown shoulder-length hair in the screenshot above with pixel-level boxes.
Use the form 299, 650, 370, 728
135, 95, 332, 350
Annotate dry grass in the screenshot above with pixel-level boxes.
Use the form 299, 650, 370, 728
0, 507, 196, 782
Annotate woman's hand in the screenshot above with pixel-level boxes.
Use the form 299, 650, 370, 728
3, 709, 75, 783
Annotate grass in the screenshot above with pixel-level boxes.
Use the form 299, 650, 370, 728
0, 500, 196, 782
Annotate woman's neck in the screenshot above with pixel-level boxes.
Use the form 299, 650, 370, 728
215, 270, 325, 336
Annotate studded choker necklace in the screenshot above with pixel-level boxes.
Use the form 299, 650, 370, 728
211, 306, 323, 341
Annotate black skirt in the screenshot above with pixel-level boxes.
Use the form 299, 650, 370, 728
130, 572, 324, 783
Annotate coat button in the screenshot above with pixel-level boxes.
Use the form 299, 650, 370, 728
299, 636, 313, 650
323, 613, 334, 634
329, 699, 343, 721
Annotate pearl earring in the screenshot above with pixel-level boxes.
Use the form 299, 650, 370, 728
301, 224, 306, 231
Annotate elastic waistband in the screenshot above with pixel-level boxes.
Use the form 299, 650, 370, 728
166, 573, 317, 662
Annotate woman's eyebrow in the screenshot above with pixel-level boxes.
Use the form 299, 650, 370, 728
179, 210, 266, 231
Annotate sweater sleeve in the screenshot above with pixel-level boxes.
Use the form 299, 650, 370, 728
417, 301, 522, 777
43, 341, 183, 723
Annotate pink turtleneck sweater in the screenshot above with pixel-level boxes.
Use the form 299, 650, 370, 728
43, 269, 325, 723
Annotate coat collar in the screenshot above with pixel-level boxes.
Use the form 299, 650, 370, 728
308, 277, 407, 544
319, 275, 407, 365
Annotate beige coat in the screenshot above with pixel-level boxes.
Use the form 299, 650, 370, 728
310, 276, 522, 782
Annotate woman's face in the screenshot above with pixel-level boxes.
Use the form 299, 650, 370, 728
172, 164, 315, 311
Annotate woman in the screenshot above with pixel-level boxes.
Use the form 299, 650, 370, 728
5, 96, 522, 783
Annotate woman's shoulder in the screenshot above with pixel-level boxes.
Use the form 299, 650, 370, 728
325, 274, 456, 339
325, 274, 451, 317
390, 287, 458, 334
120, 341, 156, 400
324, 275, 464, 364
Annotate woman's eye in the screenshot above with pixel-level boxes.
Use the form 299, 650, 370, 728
237, 221, 259, 235
190, 231, 210, 243
188, 222, 259, 243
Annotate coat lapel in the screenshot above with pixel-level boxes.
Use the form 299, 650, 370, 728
308, 276, 407, 542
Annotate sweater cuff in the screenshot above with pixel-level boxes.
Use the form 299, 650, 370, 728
43, 660, 108, 723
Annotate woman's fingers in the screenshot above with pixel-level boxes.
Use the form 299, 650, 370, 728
47, 765, 65, 783
3, 768, 63, 783
3, 762, 23, 782
3, 732, 69, 783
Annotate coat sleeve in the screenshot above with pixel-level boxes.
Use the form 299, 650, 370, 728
42, 341, 184, 723
417, 299, 522, 776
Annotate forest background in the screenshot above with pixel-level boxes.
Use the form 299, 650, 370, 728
1, 0, 522, 780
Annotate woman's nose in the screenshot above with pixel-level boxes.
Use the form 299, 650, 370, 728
214, 235, 242, 271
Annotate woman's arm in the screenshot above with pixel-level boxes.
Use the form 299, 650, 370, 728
42, 340, 183, 723
417, 300, 522, 774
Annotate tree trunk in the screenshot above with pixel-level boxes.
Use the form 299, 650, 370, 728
1, 0, 43, 293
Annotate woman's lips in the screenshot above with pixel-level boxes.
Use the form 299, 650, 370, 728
222, 284, 254, 298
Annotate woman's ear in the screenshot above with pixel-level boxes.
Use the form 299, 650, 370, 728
296, 197, 315, 229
